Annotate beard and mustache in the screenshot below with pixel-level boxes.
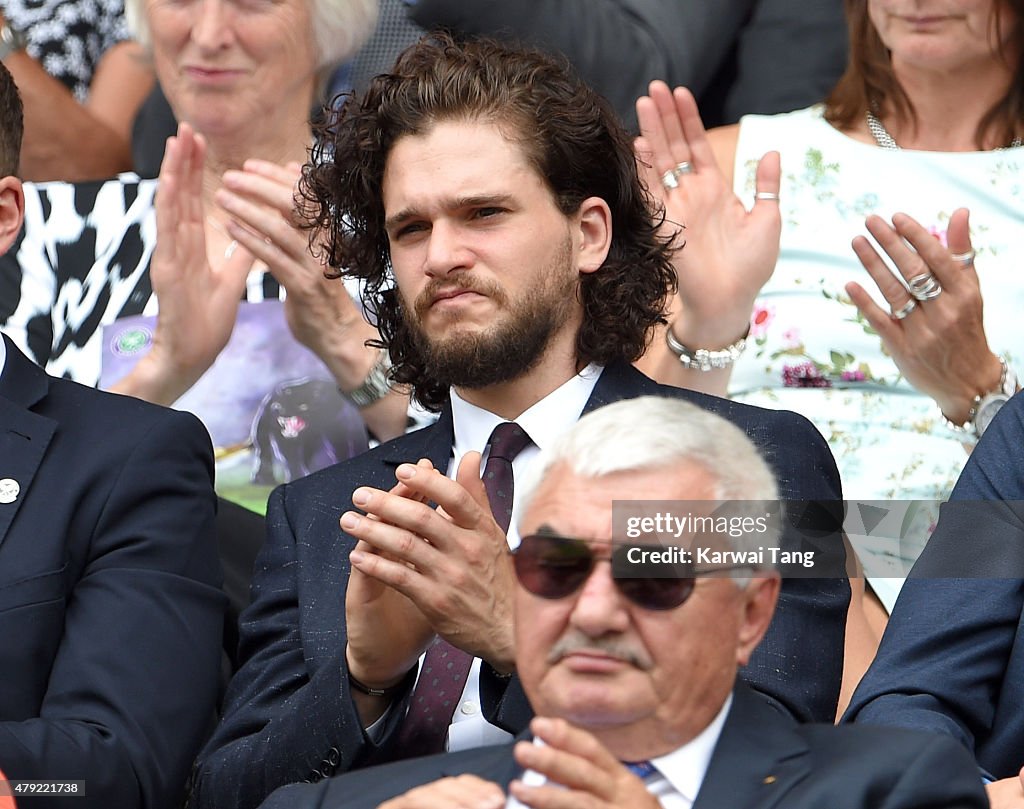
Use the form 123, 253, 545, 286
400, 237, 579, 391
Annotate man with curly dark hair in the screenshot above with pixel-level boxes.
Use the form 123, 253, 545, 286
190, 35, 848, 809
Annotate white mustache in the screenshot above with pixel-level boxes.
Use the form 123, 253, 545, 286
547, 630, 654, 671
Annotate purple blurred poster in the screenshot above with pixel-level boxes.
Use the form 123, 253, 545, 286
101, 301, 369, 513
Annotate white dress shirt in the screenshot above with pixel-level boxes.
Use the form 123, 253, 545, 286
365, 365, 604, 747
508, 694, 733, 809
0, 333, 7, 377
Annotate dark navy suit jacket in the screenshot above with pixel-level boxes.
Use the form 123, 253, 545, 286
191, 361, 848, 809
845, 390, 1024, 780
0, 335, 225, 808
258, 683, 987, 809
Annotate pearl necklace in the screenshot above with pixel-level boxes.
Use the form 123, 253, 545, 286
866, 109, 1023, 151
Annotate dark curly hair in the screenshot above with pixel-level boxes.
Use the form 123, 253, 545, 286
300, 34, 677, 411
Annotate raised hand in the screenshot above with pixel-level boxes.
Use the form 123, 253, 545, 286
846, 208, 1003, 425
342, 453, 518, 674
635, 80, 781, 352
508, 718, 662, 809
216, 159, 409, 440
112, 122, 254, 405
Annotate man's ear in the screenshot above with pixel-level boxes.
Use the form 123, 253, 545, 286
0, 176, 24, 256
735, 574, 781, 667
574, 196, 611, 275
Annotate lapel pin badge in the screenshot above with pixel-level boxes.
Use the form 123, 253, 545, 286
0, 478, 20, 504
763, 775, 777, 785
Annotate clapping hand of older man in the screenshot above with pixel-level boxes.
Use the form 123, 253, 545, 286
506, 719, 663, 809
846, 207, 1004, 427
633, 80, 780, 395
342, 454, 518, 695
215, 158, 408, 440
375, 719, 660, 809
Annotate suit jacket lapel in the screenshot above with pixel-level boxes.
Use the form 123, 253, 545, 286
692, 684, 811, 809
0, 336, 56, 551
378, 404, 455, 473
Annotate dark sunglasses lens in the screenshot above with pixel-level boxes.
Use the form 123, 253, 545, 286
514, 535, 594, 599
616, 577, 695, 610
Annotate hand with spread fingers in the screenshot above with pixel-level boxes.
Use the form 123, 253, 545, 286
111, 122, 255, 406
508, 718, 662, 809
378, 775, 506, 809
216, 158, 409, 440
342, 454, 518, 685
634, 80, 781, 393
845, 207, 1003, 427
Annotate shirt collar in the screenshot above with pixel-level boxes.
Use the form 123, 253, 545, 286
650, 692, 733, 803
0, 333, 6, 379
450, 364, 602, 459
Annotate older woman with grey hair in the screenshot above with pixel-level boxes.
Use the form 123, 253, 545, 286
0, 0, 408, 440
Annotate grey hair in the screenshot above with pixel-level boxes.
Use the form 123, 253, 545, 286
517, 396, 780, 567
126, 0, 378, 72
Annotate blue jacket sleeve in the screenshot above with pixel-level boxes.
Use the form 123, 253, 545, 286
843, 392, 1024, 780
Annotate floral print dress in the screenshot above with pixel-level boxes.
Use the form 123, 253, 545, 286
731, 106, 1024, 608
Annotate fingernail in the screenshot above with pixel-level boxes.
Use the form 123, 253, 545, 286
341, 512, 359, 530
396, 464, 417, 480
352, 488, 370, 506
350, 550, 364, 565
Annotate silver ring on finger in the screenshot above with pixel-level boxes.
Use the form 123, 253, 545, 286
754, 191, 780, 201
673, 161, 693, 178
950, 248, 976, 267
661, 170, 680, 191
890, 299, 918, 320
908, 273, 941, 301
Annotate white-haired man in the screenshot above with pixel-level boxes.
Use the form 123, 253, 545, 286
258, 397, 985, 809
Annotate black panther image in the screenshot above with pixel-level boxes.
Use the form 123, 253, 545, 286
250, 378, 369, 484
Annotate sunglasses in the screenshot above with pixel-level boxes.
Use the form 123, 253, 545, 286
512, 533, 750, 611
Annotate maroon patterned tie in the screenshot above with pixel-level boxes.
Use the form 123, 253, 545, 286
391, 422, 533, 758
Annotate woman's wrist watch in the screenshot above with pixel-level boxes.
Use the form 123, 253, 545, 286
946, 357, 1019, 439
343, 348, 393, 408
971, 358, 1019, 438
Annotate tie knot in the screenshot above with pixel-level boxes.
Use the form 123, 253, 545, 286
622, 760, 657, 779
486, 422, 532, 463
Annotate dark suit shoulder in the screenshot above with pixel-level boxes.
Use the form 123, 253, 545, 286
791, 724, 986, 807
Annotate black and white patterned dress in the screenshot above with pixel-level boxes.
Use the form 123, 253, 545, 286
0, 174, 283, 385
2, 0, 131, 101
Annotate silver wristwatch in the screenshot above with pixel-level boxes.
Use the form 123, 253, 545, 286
344, 349, 393, 408
970, 359, 1018, 439
0, 22, 27, 61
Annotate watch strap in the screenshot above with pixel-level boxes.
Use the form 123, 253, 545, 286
344, 349, 393, 408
